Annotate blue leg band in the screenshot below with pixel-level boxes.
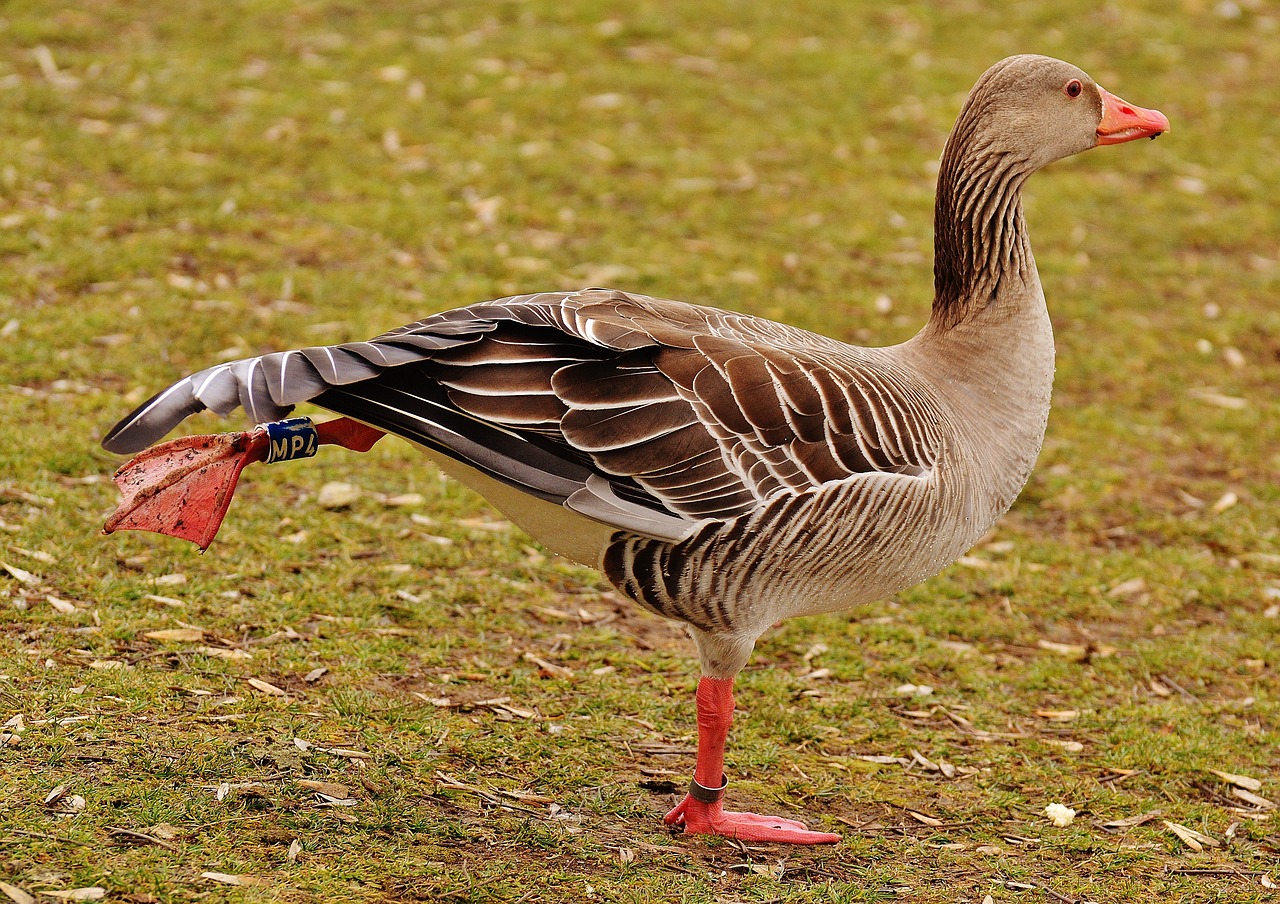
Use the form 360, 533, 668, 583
261, 417, 319, 464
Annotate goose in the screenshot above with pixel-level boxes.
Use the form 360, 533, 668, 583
101, 55, 1167, 844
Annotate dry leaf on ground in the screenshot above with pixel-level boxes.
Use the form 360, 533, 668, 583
294, 739, 372, 759
145, 628, 204, 642
383, 492, 424, 506
10, 546, 56, 564
522, 651, 573, 679
803, 642, 828, 662
457, 517, 511, 532
907, 810, 942, 826
1164, 821, 1219, 851
198, 646, 251, 660
1212, 491, 1239, 513
1, 561, 39, 584
910, 749, 939, 771
143, 823, 180, 839
317, 481, 361, 508
297, 779, 350, 798
435, 771, 555, 805
247, 677, 287, 696
1047, 739, 1085, 753
1107, 577, 1147, 598
200, 873, 260, 886
1208, 769, 1262, 792
43, 785, 85, 816
1232, 788, 1275, 810
1100, 810, 1162, 829
1187, 388, 1247, 409
0, 881, 35, 904
1036, 639, 1087, 659
0, 486, 53, 506
46, 595, 77, 613
108, 826, 178, 851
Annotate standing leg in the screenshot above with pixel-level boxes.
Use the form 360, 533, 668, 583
663, 676, 840, 844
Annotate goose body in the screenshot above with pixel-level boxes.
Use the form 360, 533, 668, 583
103, 55, 1167, 843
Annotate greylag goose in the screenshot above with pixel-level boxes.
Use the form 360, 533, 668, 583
101, 55, 1168, 844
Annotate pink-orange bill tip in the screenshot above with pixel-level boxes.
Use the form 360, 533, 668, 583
1097, 87, 1170, 145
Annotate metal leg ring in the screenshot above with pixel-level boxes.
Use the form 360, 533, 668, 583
688, 774, 728, 804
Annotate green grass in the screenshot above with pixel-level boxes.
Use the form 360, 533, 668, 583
2, 1, 1278, 901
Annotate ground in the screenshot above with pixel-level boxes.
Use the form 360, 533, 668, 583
1, 1, 1278, 902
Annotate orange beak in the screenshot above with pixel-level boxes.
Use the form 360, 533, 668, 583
1096, 87, 1170, 145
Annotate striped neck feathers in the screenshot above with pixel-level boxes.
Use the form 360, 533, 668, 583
931, 104, 1037, 330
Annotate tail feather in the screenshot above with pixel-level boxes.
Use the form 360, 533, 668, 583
102, 379, 208, 454
190, 364, 242, 416
234, 358, 291, 425
102, 331, 482, 455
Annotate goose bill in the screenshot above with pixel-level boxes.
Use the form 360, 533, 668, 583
1096, 88, 1170, 144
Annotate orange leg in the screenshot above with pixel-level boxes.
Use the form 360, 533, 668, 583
664, 677, 840, 844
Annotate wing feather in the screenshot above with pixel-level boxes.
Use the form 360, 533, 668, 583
435, 360, 565, 397
561, 399, 697, 451
444, 388, 567, 427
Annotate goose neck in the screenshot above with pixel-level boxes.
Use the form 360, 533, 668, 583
930, 125, 1036, 330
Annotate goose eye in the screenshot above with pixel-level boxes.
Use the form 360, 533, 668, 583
1065, 79, 1082, 98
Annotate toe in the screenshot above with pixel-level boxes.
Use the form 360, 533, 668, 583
727, 821, 841, 844
725, 810, 810, 831
663, 797, 690, 826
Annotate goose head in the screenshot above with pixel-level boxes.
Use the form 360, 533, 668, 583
953, 54, 1170, 172
932, 56, 1168, 327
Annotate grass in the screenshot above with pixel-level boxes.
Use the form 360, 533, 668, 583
1, 0, 1278, 901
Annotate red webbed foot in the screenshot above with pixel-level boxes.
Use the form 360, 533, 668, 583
664, 794, 840, 844
104, 417, 384, 550
105, 430, 264, 550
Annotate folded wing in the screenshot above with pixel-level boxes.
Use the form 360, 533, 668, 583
102, 288, 942, 540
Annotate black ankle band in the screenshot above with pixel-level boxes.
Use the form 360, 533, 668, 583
688, 774, 728, 803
